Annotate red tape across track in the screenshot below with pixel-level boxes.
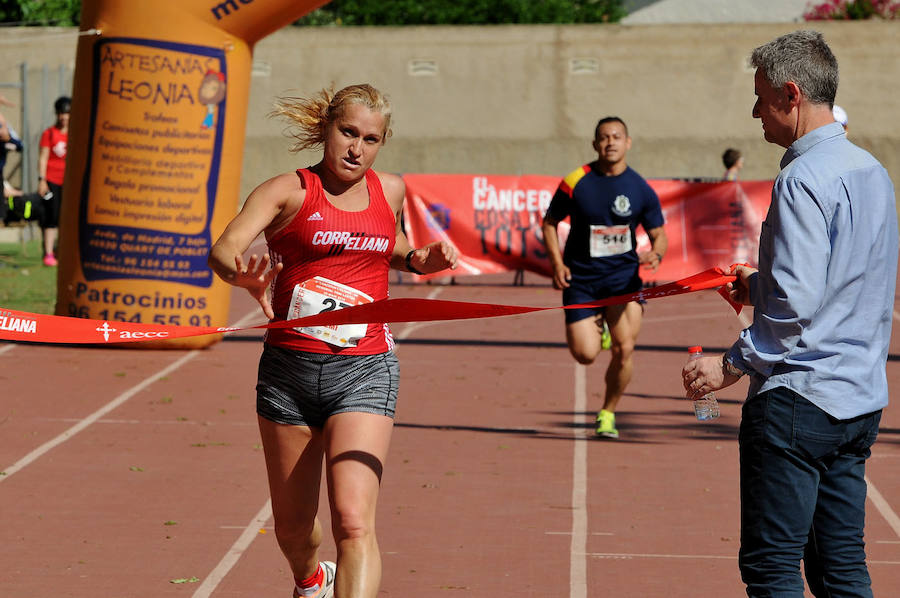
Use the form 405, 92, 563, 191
0, 268, 740, 345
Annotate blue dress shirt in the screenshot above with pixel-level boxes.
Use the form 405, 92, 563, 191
727, 122, 898, 419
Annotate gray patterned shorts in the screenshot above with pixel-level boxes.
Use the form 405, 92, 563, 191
256, 344, 400, 427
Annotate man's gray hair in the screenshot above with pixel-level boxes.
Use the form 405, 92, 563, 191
750, 30, 838, 106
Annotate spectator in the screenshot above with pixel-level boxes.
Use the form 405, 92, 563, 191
722, 147, 743, 181
37, 95, 70, 267
0, 95, 22, 194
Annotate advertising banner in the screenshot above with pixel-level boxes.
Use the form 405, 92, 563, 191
402, 174, 773, 283
56, 0, 326, 348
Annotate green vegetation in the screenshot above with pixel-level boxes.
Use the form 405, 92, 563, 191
0, 0, 80, 26
295, 0, 626, 25
0, 239, 57, 314
0, 0, 626, 26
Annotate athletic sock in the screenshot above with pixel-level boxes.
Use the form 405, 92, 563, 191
295, 563, 325, 597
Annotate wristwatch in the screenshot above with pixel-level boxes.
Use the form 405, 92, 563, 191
722, 354, 744, 378
405, 249, 424, 275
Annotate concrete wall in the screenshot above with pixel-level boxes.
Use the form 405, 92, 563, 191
2, 22, 899, 201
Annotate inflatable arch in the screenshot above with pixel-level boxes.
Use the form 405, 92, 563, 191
55, 0, 327, 348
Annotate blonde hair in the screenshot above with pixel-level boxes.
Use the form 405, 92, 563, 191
270, 83, 393, 153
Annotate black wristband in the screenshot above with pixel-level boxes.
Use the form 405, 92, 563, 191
405, 249, 424, 275
654, 252, 664, 263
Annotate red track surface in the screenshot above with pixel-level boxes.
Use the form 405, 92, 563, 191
2, 272, 899, 597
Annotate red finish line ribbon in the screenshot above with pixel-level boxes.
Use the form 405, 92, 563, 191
0, 268, 739, 345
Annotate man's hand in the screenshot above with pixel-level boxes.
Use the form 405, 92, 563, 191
727, 264, 757, 306
638, 250, 663, 272
551, 262, 571, 290
682, 354, 742, 400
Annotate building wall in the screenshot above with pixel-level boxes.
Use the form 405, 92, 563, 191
1, 22, 898, 200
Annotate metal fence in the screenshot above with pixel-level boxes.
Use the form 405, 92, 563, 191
1, 62, 73, 192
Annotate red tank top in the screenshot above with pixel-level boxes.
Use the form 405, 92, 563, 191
40, 126, 67, 186
264, 168, 396, 354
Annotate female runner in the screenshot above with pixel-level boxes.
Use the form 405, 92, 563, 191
208, 83, 457, 598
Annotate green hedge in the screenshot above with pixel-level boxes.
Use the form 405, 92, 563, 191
294, 0, 626, 26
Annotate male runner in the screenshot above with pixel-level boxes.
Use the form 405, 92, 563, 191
542, 116, 668, 438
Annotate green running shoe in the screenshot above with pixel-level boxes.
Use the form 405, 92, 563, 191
600, 319, 612, 350
595, 409, 619, 439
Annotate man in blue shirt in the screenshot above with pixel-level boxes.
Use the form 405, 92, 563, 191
683, 30, 897, 597
543, 116, 668, 439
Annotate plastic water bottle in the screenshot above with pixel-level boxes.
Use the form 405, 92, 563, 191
688, 346, 720, 421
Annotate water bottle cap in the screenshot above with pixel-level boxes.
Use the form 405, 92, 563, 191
688, 346, 703, 354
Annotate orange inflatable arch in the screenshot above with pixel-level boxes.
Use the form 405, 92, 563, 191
56, 0, 327, 348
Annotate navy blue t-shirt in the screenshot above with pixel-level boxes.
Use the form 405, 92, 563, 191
546, 163, 664, 285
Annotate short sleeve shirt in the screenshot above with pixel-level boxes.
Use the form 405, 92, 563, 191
546, 164, 664, 283
39, 126, 68, 186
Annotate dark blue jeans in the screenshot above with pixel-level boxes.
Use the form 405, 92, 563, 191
739, 386, 881, 598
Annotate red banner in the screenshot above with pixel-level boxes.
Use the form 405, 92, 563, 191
402, 174, 772, 282
0, 268, 737, 345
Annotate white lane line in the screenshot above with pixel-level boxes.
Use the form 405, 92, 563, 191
0, 344, 15, 355
589, 552, 735, 560
0, 351, 199, 481
570, 363, 588, 598
587, 552, 900, 566
187, 293, 443, 596
0, 309, 260, 482
866, 476, 900, 540
544, 532, 615, 536
192, 500, 273, 598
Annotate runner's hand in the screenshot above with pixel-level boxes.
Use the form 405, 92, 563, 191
638, 250, 662, 272
233, 254, 282, 320
551, 263, 571, 290
411, 241, 459, 273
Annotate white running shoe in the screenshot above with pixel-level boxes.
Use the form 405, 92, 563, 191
293, 561, 336, 598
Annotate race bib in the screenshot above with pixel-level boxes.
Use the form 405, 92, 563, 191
288, 277, 374, 347
589, 224, 631, 258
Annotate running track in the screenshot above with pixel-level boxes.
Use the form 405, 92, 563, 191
2, 271, 899, 597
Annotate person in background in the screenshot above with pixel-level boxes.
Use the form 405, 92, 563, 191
832, 104, 848, 132
37, 95, 70, 266
208, 83, 457, 598
682, 30, 896, 597
722, 147, 744, 181
0, 95, 22, 192
542, 116, 668, 439
0, 95, 29, 225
